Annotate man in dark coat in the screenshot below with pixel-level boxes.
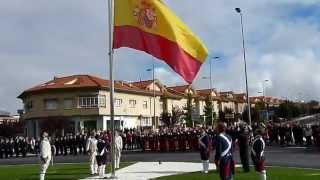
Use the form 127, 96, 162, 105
238, 124, 250, 172
19, 137, 28, 158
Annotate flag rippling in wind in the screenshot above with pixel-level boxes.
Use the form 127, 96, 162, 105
113, 0, 208, 84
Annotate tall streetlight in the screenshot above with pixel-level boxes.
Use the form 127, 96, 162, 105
235, 8, 252, 126
263, 79, 269, 121
202, 56, 219, 127
147, 63, 156, 129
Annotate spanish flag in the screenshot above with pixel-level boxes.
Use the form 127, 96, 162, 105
113, 0, 208, 84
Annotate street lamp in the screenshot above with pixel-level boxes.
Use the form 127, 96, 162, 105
202, 56, 219, 127
263, 79, 269, 121
147, 64, 156, 129
235, 7, 252, 126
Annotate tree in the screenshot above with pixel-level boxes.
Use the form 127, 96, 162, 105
203, 96, 215, 125
160, 107, 184, 127
218, 110, 226, 122
183, 93, 193, 127
171, 107, 184, 126
242, 106, 258, 124
275, 100, 305, 120
160, 112, 171, 127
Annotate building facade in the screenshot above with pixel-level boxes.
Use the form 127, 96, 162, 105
19, 75, 255, 137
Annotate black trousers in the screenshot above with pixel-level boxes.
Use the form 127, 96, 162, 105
239, 148, 250, 172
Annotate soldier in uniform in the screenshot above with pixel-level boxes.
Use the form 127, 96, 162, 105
77, 134, 83, 154
20, 137, 28, 158
14, 137, 20, 157
54, 137, 60, 156
115, 131, 123, 169
35, 137, 41, 155
251, 128, 267, 180
60, 137, 65, 156
238, 124, 250, 172
86, 132, 98, 175
198, 128, 210, 173
0, 138, 4, 159
30, 137, 36, 154
178, 131, 186, 152
215, 123, 235, 180
39, 132, 52, 180
148, 133, 155, 152
82, 134, 87, 155
159, 132, 165, 152
96, 134, 108, 178
68, 135, 74, 155
9, 138, 14, 157
4, 138, 10, 158
64, 136, 69, 155
169, 132, 175, 151
72, 135, 78, 155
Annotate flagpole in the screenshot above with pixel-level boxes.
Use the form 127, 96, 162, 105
107, 0, 116, 178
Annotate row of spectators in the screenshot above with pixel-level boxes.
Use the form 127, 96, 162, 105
1, 123, 320, 159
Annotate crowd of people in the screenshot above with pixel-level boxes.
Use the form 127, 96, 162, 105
0, 136, 31, 159
265, 123, 320, 147
138, 123, 320, 153
1, 123, 320, 160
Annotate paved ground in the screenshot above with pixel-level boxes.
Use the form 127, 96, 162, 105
81, 162, 217, 180
0, 146, 319, 168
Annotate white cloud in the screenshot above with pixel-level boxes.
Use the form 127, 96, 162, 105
154, 67, 182, 86
1, 0, 320, 113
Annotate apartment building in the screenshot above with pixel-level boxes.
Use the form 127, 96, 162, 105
18, 74, 252, 137
18, 75, 167, 137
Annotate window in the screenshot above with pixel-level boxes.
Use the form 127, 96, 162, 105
159, 102, 163, 112
129, 100, 137, 108
64, 98, 73, 109
115, 99, 122, 107
44, 99, 58, 110
78, 95, 106, 108
98, 95, 106, 107
143, 101, 148, 109
24, 101, 33, 112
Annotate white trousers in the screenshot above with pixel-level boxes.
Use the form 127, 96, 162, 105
260, 170, 267, 180
202, 160, 209, 173
89, 153, 98, 174
98, 165, 106, 178
39, 157, 51, 180
115, 151, 121, 169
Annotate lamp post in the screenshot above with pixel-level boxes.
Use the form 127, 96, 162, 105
263, 80, 269, 121
202, 56, 219, 127
147, 64, 156, 129
235, 8, 252, 126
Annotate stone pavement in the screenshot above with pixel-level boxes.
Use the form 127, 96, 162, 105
81, 162, 216, 180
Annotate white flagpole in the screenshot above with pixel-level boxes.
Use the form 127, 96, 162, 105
107, 0, 116, 178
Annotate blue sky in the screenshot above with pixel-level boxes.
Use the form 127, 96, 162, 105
1, 0, 320, 114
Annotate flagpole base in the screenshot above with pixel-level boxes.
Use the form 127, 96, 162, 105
107, 175, 118, 179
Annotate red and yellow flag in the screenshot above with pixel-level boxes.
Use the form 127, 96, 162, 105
113, 0, 208, 84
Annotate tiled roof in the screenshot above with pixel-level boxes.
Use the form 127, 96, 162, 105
131, 80, 154, 89
249, 96, 283, 105
167, 85, 191, 93
18, 75, 162, 98
131, 80, 182, 99
196, 89, 218, 97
